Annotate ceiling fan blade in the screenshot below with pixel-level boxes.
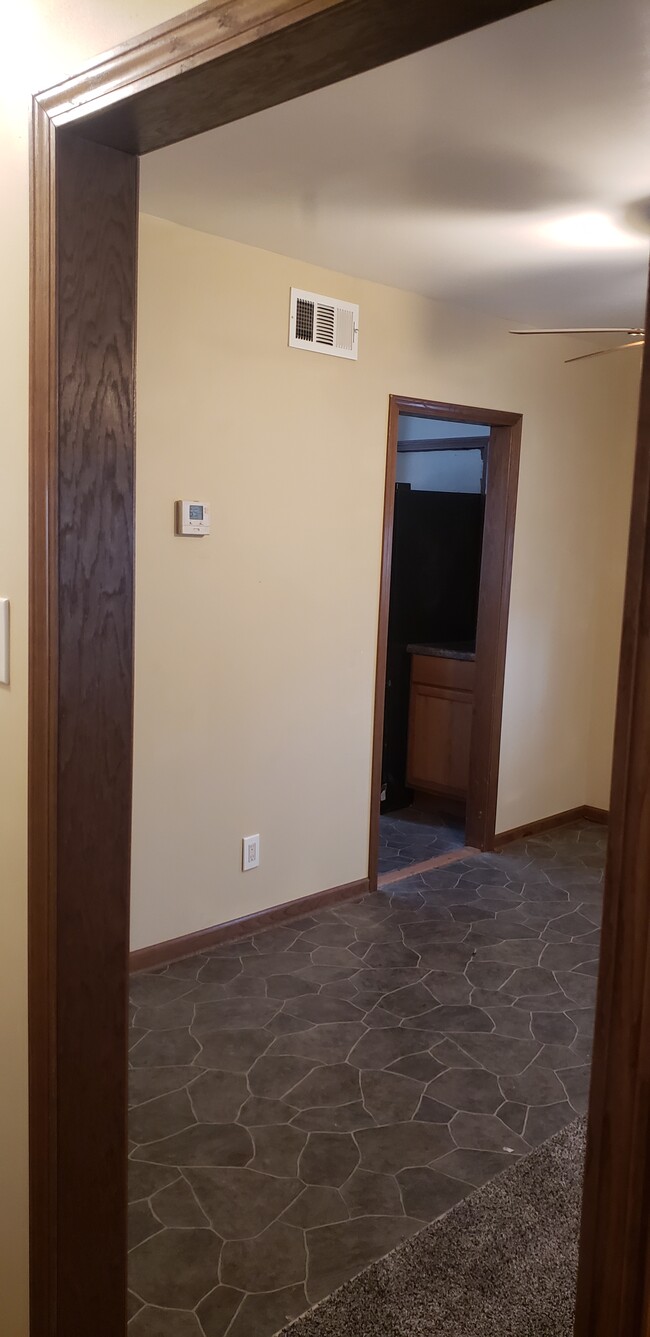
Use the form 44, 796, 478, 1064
510, 327, 644, 336
565, 339, 645, 364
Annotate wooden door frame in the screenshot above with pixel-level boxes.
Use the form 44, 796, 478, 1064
28, 1, 650, 1334
368, 394, 521, 885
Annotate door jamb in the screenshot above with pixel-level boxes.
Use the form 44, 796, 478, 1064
368, 394, 521, 887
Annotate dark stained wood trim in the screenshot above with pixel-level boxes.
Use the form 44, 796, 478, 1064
368, 395, 520, 887
28, 94, 58, 1337
130, 878, 369, 972
27, 2, 650, 1335
494, 804, 609, 848
582, 805, 609, 825
574, 270, 650, 1337
37, 0, 548, 153
30, 130, 138, 1336
368, 395, 401, 892
466, 418, 521, 850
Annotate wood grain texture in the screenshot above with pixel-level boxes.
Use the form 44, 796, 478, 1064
44, 131, 137, 1337
575, 273, 650, 1337
28, 94, 58, 1337
130, 878, 369, 972
466, 419, 521, 850
37, 0, 549, 154
368, 395, 401, 891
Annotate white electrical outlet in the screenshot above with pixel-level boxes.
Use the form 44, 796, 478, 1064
242, 834, 260, 871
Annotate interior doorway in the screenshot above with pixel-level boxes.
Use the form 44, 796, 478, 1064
369, 396, 521, 888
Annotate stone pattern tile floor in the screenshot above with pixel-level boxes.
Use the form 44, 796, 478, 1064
128, 820, 604, 1337
377, 806, 466, 876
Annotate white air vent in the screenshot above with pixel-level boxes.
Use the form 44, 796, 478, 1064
289, 288, 359, 360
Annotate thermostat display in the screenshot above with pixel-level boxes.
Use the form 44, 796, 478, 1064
175, 500, 211, 536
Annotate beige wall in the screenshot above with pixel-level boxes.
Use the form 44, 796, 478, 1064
131, 213, 641, 951
0, 6, 186, 1333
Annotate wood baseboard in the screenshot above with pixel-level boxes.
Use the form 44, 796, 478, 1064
130, 876, 369, 972
494, 804, 609, 848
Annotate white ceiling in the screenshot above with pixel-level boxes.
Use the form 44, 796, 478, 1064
140, 0, 650, 328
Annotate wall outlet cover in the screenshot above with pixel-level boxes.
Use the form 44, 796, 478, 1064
242, 834, 260, 871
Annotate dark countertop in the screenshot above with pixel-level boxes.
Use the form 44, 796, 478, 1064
407, 643, 476, 662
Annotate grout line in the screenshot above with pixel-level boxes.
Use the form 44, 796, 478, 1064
378, 845, 478, 888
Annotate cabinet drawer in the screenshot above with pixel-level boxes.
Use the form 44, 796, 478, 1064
410, 653, 475, 693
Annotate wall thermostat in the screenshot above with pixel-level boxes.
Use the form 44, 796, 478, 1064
175, 500, 211, 536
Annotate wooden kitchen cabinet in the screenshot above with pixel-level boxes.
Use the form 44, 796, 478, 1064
406, 653, 475, 801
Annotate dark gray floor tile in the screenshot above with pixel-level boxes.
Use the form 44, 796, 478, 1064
185, 1166, 301, 1237
450, 1032, 540, 1075
426, 1067, 504, 1114
132, 1122, 253, 1168
432, 1147, 521, 1187
187, 1071, 248, 1122
130, 975, 196, 1007
289, 1063, 361, 1109
497, 1101, 527, 1135
268, 1023, 366, 1064
196, 958, 245, 985
249, 1125, 308, 1176
128, 820, 603, 1330
341, 1167, 404, 1218
130, 1090, 196, 1146
397, 1165, 471, 1221
226, 1285, 309, 1337
129, 1200, 163, 1251
220, 1222, 307, 1292
282, 1185, 349, 1228
306, 1215, 419, 1304
388, 1052, 447, 1083
129, 1067, 197, 1110
129, 1228, 222, 1309
129, 1161, 181, 1203
128, 1291, 144, 1321
531, 1011, 578, 1046
299, 1132, 360, 1186
523, 1101, 576, 1146
450, 1111, 529, 1153
131, 1030, 201, 1068
197, 1028, 273, 1071
559, 1064, 592, 1113
238, 1096, 298, 1126
499, 1064, 566, 1106
349, 1027, 439, 1070
128, 1307, 204, 1335
356, 1121, 453, 1174
135, 999, 197, 1031
195, 1286, 243, 1337
150, 1177, 209, 1229
360, 1070, 424, 1122
294, 1102, 375, 1132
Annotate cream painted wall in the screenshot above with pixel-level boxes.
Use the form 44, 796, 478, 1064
0, 6, 188, 1333
131, 214, 641, 951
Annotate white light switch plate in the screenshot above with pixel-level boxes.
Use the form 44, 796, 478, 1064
0, 599, 9, 684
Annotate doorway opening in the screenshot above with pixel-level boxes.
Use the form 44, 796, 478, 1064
369, 396, 521, 888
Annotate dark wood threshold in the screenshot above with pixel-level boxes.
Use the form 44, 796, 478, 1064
494, 804, 609, 847
130, 876, 369, 972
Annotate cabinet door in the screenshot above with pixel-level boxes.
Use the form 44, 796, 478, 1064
406, 684, 473, 798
